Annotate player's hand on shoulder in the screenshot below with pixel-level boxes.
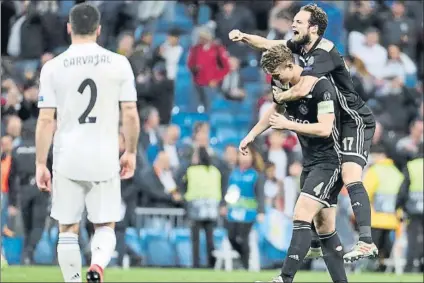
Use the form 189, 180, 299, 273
119, 151, 136, 179
239, 134, 254, 155
229, 29, 244, 42
269, 112, 288, 130
36, 164, 52, 192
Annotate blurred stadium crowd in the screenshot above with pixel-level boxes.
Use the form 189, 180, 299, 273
1, 0, 423, 273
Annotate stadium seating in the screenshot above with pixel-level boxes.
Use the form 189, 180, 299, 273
240, 66, 261, 83
170, 227, 226, 267
125, 227, 144, 258
3, 236, 23, 265
140, 228, 176, 266
197, 4, 211, 25
34, 231, 54, 265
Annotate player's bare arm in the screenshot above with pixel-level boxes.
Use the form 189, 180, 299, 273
239, 103, 277, 154
120, 101, 140, 179
121, 101, 140, 154
273, 75, 318, 103
35, 108, 56, 191
229, 29, 286, 51
269, 103, 335, 138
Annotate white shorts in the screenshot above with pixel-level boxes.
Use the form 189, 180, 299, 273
51, 171, 121, 225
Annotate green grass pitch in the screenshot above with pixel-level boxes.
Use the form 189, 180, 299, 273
1, 266, 423, 282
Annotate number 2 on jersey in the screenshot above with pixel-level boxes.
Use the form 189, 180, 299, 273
77, 78, 97, 124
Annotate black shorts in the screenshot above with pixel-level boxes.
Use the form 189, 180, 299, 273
300, 164, 343, 208
340, 105, 376, 168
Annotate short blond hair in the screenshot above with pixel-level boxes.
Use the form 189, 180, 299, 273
260, 44, 293, 74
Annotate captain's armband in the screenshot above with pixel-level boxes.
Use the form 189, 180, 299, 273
317, 101, 334, 115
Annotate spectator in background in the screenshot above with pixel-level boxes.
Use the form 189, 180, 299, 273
135, 1, 168, 24
343, 56, 372, 102
116, 31, 135, 58
220, 56, 246, 101
267, 10, 293, 41
18, 80, 39, 121
137, 64, 174, 125
6, 115, 22, 149
382, 0, 417, 60
364, 144, 404, 271
223, 145, 265, 270
1, 79, 22, 118
268, 0, 301, 26
130, 30, 154, 75
183, 122, 228, 177
187, 27, 230, 112
214, 1, 256, 59
115, 133, 142, 267
223, 144, 238, 170
1, 135, 18, 238
282, 161, 301, 218
139, 151, 182, 209
1, 1, 17, 56
345, 1, 378, 34
162, 124, 181, 174
349, 27, 387, 78
13, 127, 49, 265
7, 0, 57, 60
396, 143, 424, 273
180, 146, 224, 268
263, 162, 284, 207
154, 28, 183, 81
396, 119, 424, 161
139, 106, 163, 166
368, 121, 402, 168
381, 44, 417, 81
267, 130, 288, 182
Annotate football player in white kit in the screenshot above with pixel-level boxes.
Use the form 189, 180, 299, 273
35, 3, 140, 282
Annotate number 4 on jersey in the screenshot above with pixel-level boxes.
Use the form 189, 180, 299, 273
78, 78, 97, 124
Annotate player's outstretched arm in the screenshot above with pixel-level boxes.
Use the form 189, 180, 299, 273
273, 76, 318, 103
239, 103, 277, 154
121, 102, 140, 154
229, 29, 286, 51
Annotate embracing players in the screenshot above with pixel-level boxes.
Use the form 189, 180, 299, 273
240, 44, 347, 283
35, 3, 140, 282
231, 4, 377, 261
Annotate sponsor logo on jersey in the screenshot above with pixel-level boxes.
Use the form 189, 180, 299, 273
288, 115, 310, 124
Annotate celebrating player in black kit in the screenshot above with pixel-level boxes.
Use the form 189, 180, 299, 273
230, 4, 377, 261
239, 45, 347, 283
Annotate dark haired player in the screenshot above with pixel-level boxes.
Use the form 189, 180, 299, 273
35, 3, 140, 282
240, 44, 347, 283
230, 4, 378, 261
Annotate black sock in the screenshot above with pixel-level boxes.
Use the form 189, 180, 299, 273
346, 181, 372, 243
310, 222, 321, 249
319, 231, 348, 283
280, 220, 312, 281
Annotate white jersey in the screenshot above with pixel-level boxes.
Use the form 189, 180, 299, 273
38, 43, 137, 181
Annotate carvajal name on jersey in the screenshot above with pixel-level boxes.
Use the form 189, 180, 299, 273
64, 54, 111, 68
